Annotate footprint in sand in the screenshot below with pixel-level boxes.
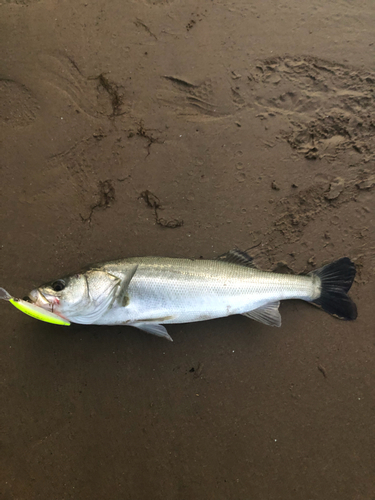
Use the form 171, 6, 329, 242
157, 75, 244, 119
4, 0, 40, 4
246, 56, 375, 161
38, 53, 125, 118
137, 0, 176, 5
0, 79, 39, 128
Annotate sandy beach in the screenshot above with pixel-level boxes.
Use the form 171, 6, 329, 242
1, 1, 374, 498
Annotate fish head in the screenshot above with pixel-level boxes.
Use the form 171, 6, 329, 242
28, 272, 90, 322
28, 269, 120, 324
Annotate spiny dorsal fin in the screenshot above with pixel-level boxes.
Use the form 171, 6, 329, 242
217, 249, 258, 269
243, 301, 281, 327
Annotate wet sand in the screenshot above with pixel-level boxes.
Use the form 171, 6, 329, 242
1, 0, 375, 498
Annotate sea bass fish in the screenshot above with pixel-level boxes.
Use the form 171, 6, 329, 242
25, 249, 357, 341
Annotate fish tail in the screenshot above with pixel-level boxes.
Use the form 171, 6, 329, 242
310, 257, 357, 320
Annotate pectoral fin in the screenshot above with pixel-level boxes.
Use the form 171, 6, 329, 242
117, 264, 138, 306
243, 301, 281, 327
131, 323, 173, 342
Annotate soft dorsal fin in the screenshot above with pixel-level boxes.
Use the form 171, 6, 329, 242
243, 301, 281, 327
217, 249, 258, 269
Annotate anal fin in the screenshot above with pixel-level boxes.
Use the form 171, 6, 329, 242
243, 301, 281, 327
131, 323, 173, 341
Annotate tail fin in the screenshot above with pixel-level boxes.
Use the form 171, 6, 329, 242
310, 258, 357, 320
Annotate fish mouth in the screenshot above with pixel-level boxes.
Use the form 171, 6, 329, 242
28, 289, 69, 322
28, 289, 53, 311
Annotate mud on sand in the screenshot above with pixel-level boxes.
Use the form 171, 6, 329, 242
1, 1, 375, 499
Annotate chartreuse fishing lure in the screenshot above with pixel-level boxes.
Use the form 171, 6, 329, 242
0, 287, 70, 326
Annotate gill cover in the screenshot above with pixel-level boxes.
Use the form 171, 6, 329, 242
71, 270, 121, 323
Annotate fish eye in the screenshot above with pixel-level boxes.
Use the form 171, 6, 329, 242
52, 280, 65, 292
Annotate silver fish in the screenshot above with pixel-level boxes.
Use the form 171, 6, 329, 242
27, 250, 357, 341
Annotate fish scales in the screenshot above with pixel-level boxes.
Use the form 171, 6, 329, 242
99, 257, 316, 325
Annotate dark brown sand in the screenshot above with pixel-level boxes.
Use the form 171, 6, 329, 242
1, 1, 375, 498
